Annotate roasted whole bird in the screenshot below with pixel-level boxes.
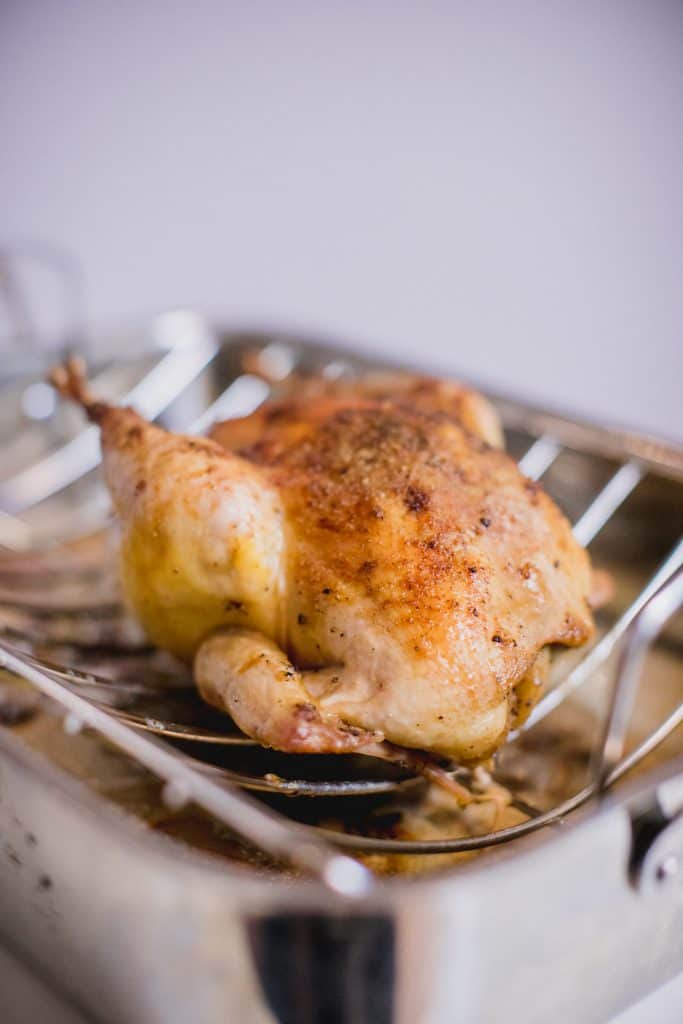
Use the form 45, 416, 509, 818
50, 360, 595, 778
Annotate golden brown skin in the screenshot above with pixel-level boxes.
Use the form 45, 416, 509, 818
210, 374, 593, 759
51, 362, 594, 765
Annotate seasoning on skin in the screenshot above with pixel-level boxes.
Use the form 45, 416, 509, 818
404, 486, 430, 513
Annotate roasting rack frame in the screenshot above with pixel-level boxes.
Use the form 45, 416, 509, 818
0, 314, 682, 882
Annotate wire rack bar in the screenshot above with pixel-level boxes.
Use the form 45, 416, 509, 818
572, 461, 643, 547
518, 536, 683, 734
517, 435, 561, 480
0, 640, 372, 896
0, 332, 218, 514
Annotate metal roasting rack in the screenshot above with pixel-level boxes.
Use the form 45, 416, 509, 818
1, 313, 682, 890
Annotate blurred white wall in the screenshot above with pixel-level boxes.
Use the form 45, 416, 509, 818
2, 0, 682, 438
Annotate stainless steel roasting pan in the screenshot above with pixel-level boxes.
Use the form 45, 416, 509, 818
0, 315, 681, 1024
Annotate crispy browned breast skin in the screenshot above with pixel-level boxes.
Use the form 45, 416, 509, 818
213, 372, 505, 451
207, 374, 593, 759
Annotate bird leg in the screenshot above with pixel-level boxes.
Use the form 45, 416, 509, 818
49, 356, 109, 423
195, 628, 387, 755
195, 628, 474, 802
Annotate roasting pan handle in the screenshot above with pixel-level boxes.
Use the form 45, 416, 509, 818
597, 566, 683, 787
628, 797, 683, 893
594, 566, 683, 891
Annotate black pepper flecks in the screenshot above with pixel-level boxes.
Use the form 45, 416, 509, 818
404, 486, 430, 513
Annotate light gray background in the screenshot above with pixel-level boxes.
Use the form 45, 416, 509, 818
1, 1, 682, 439
1, 3, 682, 1021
